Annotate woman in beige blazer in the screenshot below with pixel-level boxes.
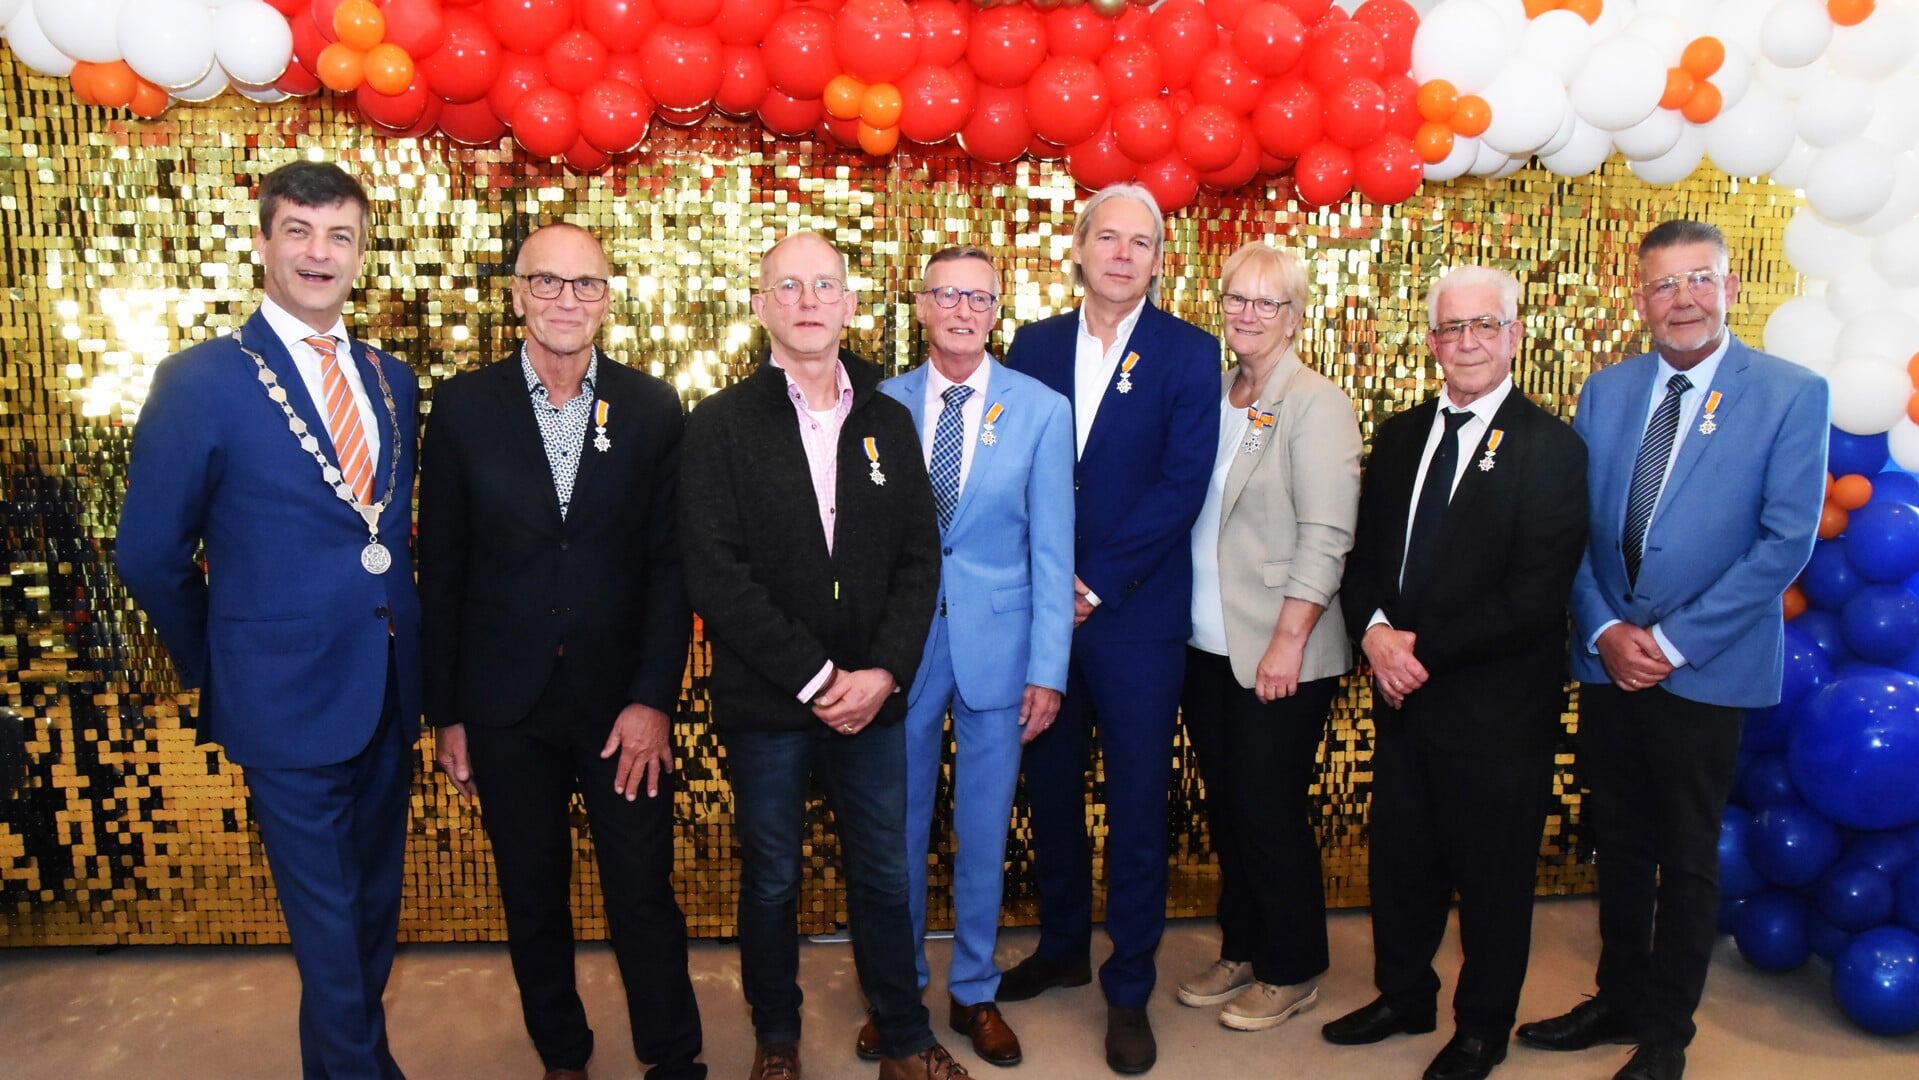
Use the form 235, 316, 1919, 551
1175, 241, 1364, 1033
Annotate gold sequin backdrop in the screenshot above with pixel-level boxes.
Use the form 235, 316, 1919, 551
0, 53, 1800, 946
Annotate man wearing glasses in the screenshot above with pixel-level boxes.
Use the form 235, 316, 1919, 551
865, 247, 1075, 1068
420, 222, 707, 1079
680, 233, 962, 1080
1521, 221, 1828, 1080
1326, 265, 1587, 1080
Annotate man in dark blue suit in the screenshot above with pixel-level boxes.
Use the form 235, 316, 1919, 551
118, 161, 420, 1080
995, 184, 1220, 1075
1519, 221, 1829, 1080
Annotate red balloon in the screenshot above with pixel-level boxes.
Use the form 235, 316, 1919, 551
1351, 0, 1419, 73
358, 73, 432, 129
1233, 3, 1306, 77
1252, 77, 1322, 158
715, 0, 783, 47
579, 0, 660, 52
836, 0, 919, 84
606, 51, 648, 89
1044, 6, 1113, 60
381, 0, 446, 58
292, 7, 329, 71
1110, 5, 1151, 44
655, 0, 722, 28
277, 62, 323, 96
1200, 134, 1262, 193
1292, 139, 1354, 206
913, 0, 972, 68
423, 10, 502, 104
1191, 49, 1263, 116
714, 45, 770, 117
311, 0, 348, 43
1281, 0, 1334, 22
1205, 0, 1259, 32
488, 53, 550, 123
1304, 19, 1383, 89
438, 98, 509, 145
1028, 132, 1068, 162
640, 24, 722, 109
1066, 127, 1138, 191
266, 0, 305, 12
958, 82, 1032, 165
1025, 56, 1110, 148
1148, 0, 1217, 91
1258, 151, 1294, 177
967, 6, 1047, 89
1354, 133, 1423, 204
368, 95, 444, 140
1175, 103, 1245, 173
758, 89, 823, 137
897, 63, 976, 144
511, 85, 581, 157
1379, 73, 1420, 139
579, 77, 654, 152
817, 113, 861, 149
1137, 153, 1200, 213
763, 8, 839, 99
1322, 75, 1386, 149
1112, 96, 1176, 164
1099, 41, 1165, 103
545, 30, 610, 94
486, 0, 574, 55
658, 102, 714, 126
565, 139, 612, 174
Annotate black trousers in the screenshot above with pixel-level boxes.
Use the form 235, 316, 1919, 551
464, 658, 705, 1079
1580, 683, 1743, 1048
1368, 725, 1554, 1040
1180, 648, 1335, 986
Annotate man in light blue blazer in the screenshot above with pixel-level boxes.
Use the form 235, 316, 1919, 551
1519, 221, 1829, 1080
871, 246, 1075, 1069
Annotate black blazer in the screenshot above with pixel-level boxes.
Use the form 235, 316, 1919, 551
418, 352, 690, 729
1340, 389, 1589, 756
679, 350, 941, 733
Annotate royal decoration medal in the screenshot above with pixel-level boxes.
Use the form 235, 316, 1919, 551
1698, 390, 1722, 435
1116, 352, 1139, 394
865, 435, 885, 486
981, 402, 1004, 446
593, 399, 612, 451
1477, 428, 1505, 472
1242, 406, 1276, 454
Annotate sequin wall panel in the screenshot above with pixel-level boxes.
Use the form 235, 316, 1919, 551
0, 57, 1801, 946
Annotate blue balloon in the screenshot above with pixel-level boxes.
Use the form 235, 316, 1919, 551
1870, 470, 1919, 508
1720, 807, 1766, 899
1781, 624, 1835, 713
1819, 861, 1898, 932
1898, 862, 1919, 932
1840, 585, 1919, 664
1719, 894, 1750, 934
1738, 752, 1800, 810
1791, 610, 1854, 669
1833, 927, 1919, 1036
1829, 428, 1890, 480
1845, 502, 1919, 584
1844, 834, 1916, 877
1751, 799, 1844, 887
1802, 542, 1866, 612
1810, 911, 1855, 963
1789, 672, 1919, 831
1733, 891, 1813, 971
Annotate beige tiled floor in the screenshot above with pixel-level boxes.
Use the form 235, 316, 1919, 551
2, 899, 1914, 1078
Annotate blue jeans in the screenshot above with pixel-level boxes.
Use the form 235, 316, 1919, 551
721, 725, 934, 1058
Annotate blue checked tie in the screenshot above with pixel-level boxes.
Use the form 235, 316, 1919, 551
930, 384, 973, 530
1622, 372, 1692, 587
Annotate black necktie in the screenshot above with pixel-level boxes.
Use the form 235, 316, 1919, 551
1622, 373, 1693, 588
1402, 408, 1475, 595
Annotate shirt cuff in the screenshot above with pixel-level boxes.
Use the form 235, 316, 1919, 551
1367, 609, 1391, 631
1082, 588, 1102, 608
1587, 619, 1622, 654
798, 662, 834, 703
1650, 625, 1687, 668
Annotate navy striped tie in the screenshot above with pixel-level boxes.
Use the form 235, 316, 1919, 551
930, 384, 973, 530
1622, 373, 1692, 587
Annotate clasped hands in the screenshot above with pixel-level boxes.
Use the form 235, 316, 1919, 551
813, 666, 896, 735
1362, 623, 1427, 709
1596, 623, 1674, 692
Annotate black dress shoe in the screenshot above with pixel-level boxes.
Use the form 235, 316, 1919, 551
1516, 998, 1637, 1051
1614, 1044, 1685, 1080
1105, 1005, 1156, 1074
1423, 1034, 1508, 1080
995, 952, 1091, 1002
1321, 997, 1438, 1045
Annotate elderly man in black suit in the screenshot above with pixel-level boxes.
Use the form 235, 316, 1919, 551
1321, 265, 1588, 1080
420, 222, 705, 1080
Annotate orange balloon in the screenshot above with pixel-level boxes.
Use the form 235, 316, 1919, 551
1828, 0, 1876, 27
1908, 390, 1919, 425
860, 83, 904, 128
1522, 0, 1556, 17
823, 74, 866, 121
1681, 37, 1725, 79
1832, 474, 1874, 511
91, 61, 139, 109
1907, 350, 1919, 389
1451, 95, 1491, 137
1826, 471, 1839, 494
1819, 503, 1849, 540
68, 63, 103, 107
334, 0, 388, 53
1660, 68, 1696, 110
1415, 79, 1459, 123
317, 42, 368, 93
1681, 81, 1722, 124
856, 121, 900, 156
1562, 0, 1602, 23
1415, 121, 1455, 164
363, 44, 415, 96
129, 81, 170, 119
1783, 584, 1808, 622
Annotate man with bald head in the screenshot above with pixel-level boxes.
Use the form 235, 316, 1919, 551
680, 233, 959, 1080
421, 222, 705, 1079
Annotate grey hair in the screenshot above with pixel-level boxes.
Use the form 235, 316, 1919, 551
1071, 183, 1165, 304
1426, 265, 1520, 328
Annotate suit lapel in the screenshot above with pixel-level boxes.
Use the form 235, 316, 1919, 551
946, 361, 1005, 532
1379, 397, 1440, 602
1079, 304, 1157, 465
493, 355, 568, 524
1221, 352, 1305, 522
1655, 344, 1747, 531
345, 340, 398, 502
567, 358, 613, 523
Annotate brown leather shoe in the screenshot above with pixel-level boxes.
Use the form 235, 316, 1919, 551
542, 1070, 587, 1080
751, 1041, 801, 1080
856, 1015, 882, 1061
877, 1044, 971, 1079
949, 998, 1022, 1067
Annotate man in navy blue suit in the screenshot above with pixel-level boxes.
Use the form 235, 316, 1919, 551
118, 161, 420, 1080
1518, 221, 1829, 1080
995, 184, 1220, 1075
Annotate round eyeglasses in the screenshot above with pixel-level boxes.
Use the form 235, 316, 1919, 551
764, 277, 847, 305
516, 273, 608, 302
920, 286, 999, 312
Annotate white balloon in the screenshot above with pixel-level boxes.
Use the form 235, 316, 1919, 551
1475, 0, 1532, 36
1794, 74, 1873, 149
1764, 295, 1845, 372
1410, 1, 1517, 95
2, 3, 74, 76
1870, 219, 1919, 288
1624, 12, 1688, 64
1713, 42, 1753, 112
1538, 108, 1581, 157
1761, 0, 1835, 69
117, 0, 215, 90
1755, 57, 1829, 101
1539, 116, 1614, 176
1887, 418, 1919, 473
31, 0, 124, 63
1588, 0, 1641, 39
1862, 76, 1919, 153
1828, 4, 1917, 82
0, 1, 23, 28
1519, 9, 1594, 87
1828, 356, 1913, 436
1570, 36, 1668, 131
1784, 210, 1872, 280
1424, 132, 1480, 183
233, 79, 289, 103
1655, 0, 1718, 38
1835, 309, 1919, 367
1827, 267, 1897, 322
1469, 138, 1515, 177
1847, 153, 1919, 237
1806, 138, 1898, 224
1615, 108, 1685, 161
212, 0, 292, 87
1706, 82, 1795, 178
1629, 125, 1705, 185
1770, 139, 1820, 189
172, 64, 227, 102
1709, 0, 1766, 58
1489, 155, 1527, 180
1479, 59, 1569, 156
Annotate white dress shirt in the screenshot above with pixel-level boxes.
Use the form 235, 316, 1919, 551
919, 359, 993, 496
1190, 396, 1254, 655
259, 297, 383, 468
1072, 298, 1147, 457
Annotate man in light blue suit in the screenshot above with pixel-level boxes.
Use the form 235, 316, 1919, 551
117, 162, 420, 1079
868, 246, 1075, 1069
1519, 221, 1829, 1080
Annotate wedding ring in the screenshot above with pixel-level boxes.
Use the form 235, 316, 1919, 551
841, 723, 853, 733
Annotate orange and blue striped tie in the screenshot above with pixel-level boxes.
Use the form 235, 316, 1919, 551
307, 335, 374, 503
